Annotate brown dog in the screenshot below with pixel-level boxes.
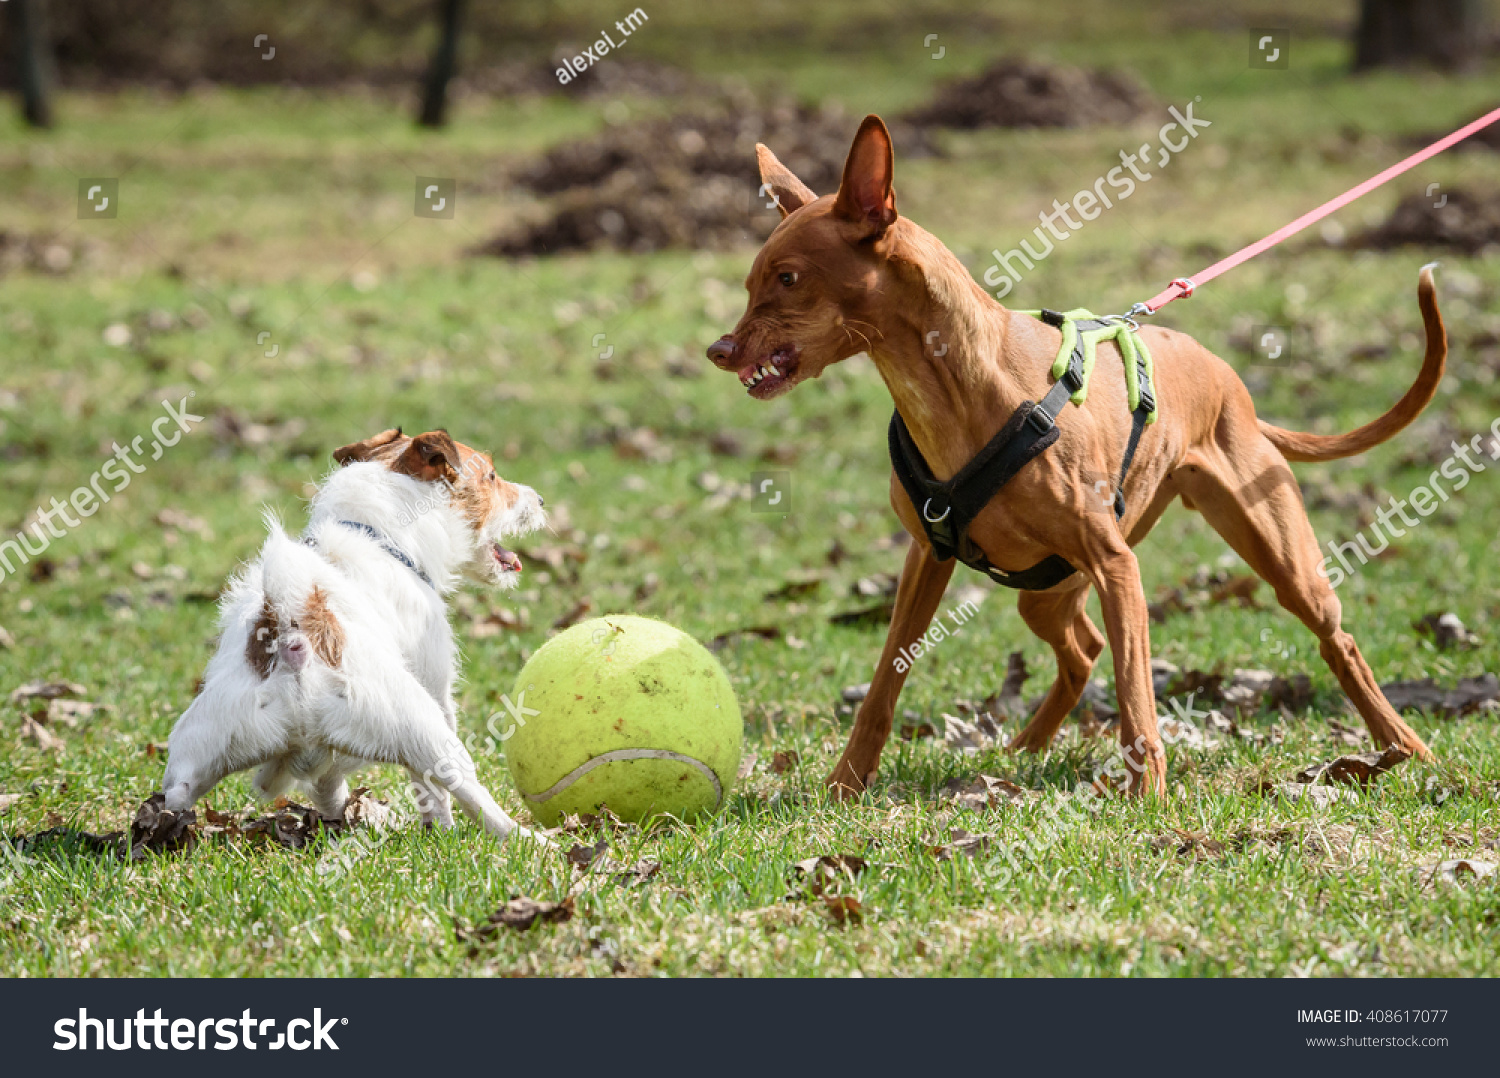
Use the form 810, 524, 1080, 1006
708, 115, 1445, 797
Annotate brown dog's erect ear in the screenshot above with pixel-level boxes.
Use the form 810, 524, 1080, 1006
393, 430, 461, 484
755, 143, 818, 219
332, 428, 404, 466
832, 115, 897, 237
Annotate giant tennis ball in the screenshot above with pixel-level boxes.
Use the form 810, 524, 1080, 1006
505, 615, 742, 826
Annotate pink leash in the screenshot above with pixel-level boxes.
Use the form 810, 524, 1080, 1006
1125, 104, 1500, 319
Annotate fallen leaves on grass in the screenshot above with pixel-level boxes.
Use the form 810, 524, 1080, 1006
829, 600, 895, 628
1380, 673, 1500, 717
545, 806, 631, 837
788, 854, 868, 897
770, 750, 799, 774
822, 895, 863, 925
1295, 746, 1412, 791
942, 774, 1030, 811
1261, 782, 1359, 808
1148, 569, 1263, 622
9, 680, 87, 706
1420, 859, 1498, 887
764, 574, 823, 601
19, 715, 62, 751
457, 896, 576, 942
241, 800, 326, 850
942, 712, 1004, 752
928, 828, 994, 861
1150, 830, 1227, 860
127, 792, 197, 859
1326, 718, 1368, 748
550, 597, 595, 632
707, 625, 781, 652
1414, 612, 1480, 650
0, 793, 20, 815
901, 721, 937, 741
468, 606, 527, 637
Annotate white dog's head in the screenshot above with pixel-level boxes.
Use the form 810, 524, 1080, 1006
332, 428, 546, 588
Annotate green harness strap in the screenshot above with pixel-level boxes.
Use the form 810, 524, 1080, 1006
1018, 308, 1159, 423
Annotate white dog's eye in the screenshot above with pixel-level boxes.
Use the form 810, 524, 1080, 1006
488, 470, 497, 481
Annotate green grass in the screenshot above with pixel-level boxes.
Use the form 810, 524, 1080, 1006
3, 7, 1500, 976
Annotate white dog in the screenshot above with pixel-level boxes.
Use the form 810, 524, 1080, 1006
161, 427, 547, 843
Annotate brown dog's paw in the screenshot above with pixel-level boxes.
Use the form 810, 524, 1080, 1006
825, 760, 871, 801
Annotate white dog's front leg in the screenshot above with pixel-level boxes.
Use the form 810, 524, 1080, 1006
408, 768, 454, 829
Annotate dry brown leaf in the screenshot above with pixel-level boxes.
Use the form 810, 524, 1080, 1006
9, 680, 87, 706
822, 895, 863, 925
928, 828, 994, 861
1295, 745, 1411, 790
1413, 612, 1479, 650
1150, 829, 1226, 859
1262, 782, 1358, 808
1422, 859, 1497, 886
550, 598, 595, 632
770, 750, 799, 774
942, 774, 1028, 810
789, 854, 868, 897
0, 793, 21, 815
460, 895, 576, 940
1381, 674, 1500, 717
20, 715, 62, 751
126, 792, 197, 860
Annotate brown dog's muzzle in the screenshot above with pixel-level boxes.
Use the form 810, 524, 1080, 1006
707, 335, 738, 370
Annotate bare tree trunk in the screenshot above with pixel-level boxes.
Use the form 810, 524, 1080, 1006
418, 0, 465, 128
7, 0, 56, 128
1353, 0, 1487, 71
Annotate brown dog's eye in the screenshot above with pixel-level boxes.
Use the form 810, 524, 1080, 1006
488, 471, 497, 481
779, 271, 797, 287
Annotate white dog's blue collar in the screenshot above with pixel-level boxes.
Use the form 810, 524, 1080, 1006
307, 520, 434, 589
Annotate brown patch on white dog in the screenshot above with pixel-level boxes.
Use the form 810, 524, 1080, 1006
247, 598, 278, 679
302, 586, 344, 669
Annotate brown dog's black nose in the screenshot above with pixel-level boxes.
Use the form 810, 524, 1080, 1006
707, 336, 737, 368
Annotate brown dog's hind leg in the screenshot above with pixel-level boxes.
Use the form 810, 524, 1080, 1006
827, 539, 955, 799
1007, 585, 1102, 753
1174, 439, 1432, 759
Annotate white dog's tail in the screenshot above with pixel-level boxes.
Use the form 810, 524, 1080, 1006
254, 524, 347, 675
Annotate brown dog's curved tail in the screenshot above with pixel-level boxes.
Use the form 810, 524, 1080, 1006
1259, 264, 1446, 463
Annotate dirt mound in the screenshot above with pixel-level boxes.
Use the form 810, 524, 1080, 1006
1354, 188, 1500, 253
480, 98, 935, 256
904, 56, 1155, 130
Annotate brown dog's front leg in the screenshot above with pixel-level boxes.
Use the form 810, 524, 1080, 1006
1089, 548, 1166, 796
828, 539, 955, 799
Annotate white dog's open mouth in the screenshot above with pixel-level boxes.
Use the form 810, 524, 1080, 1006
493, 544, 523, 574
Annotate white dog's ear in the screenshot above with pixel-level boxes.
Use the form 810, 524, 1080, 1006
333, 427, 404, 466
756, 143, 818, 219
394, 430, 461, 483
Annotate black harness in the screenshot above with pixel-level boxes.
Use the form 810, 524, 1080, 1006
888, 309, 1155, 591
